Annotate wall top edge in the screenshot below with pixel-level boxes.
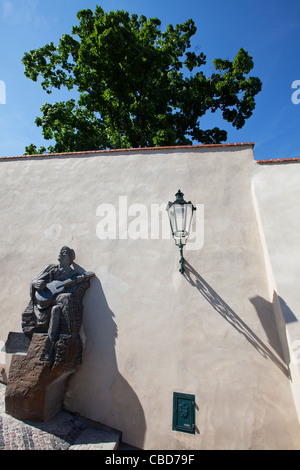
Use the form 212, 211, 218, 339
256, 157, 300, 165
0, 142, 255, 161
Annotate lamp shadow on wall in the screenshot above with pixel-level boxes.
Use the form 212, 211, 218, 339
183, 261, 290, 379
66, 273, 146, 449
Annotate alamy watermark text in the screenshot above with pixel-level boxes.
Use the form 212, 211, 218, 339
96, 196, 204, 250
291, 80, 300, 104
0, 80, 6, 104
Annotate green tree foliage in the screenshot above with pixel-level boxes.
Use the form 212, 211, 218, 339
23, 6, 262, 154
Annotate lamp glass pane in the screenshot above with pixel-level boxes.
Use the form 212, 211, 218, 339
167, 203, 175, 235
185, 203, 194, 236
173, 203, 187, 237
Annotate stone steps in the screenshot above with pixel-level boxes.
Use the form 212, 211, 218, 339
69, 426, 120, 450
0, 382, 122, 450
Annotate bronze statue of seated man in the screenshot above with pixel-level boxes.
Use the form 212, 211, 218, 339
21, 246, 94, 363
5, 246, 94, 421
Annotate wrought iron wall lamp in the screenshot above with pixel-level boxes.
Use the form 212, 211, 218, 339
166, 190, 196, 274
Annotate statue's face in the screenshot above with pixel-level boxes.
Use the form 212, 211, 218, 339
58, 248, 71, 266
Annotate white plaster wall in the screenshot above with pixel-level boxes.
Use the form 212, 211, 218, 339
253, 162, 300, 422
0, 146, 299, 449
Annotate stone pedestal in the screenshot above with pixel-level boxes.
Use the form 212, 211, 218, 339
5, 332, 82, 422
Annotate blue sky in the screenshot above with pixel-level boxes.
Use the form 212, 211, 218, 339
0, 0, 299, 160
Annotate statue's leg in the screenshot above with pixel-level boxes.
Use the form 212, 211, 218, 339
38, 305, 61, 363
48, 305, 61, 343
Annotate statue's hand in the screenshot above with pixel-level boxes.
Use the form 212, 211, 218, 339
32, 279, 46, 290
75, 271, 94, 284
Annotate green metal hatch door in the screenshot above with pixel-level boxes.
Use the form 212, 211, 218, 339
172, 392, 195, 434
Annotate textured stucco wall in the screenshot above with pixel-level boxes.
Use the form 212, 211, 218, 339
0, 145, 299, 449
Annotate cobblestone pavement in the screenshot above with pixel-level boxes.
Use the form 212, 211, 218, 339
0, 382, 120, 450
